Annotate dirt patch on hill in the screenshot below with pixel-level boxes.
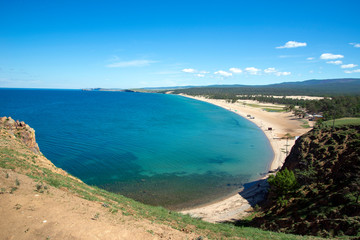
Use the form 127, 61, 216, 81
0, 169, 199, 240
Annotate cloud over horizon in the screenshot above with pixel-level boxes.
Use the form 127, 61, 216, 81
341, 64, 358, 69
276, 41, 307, 49
344, 69, 360, 73
229, 68, 242, 73
275, 71, 291, 76
245, 67, 261, 75
180, 66, 291, 78
264, 67, 291, 76
327, 60, 343, 65
264, 67, 277, 74
182, 68, 197, 73
214, 70, 232, 77
320, 53, 344, 60
350, 43, 360, 48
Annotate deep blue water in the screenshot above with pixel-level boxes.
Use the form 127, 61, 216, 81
0, 89, 273, 209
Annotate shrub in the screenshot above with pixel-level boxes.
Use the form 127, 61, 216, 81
268, 168, 298, 206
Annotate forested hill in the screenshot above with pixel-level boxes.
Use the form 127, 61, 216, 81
171, 78, 360, 96
251, 125, 360, 238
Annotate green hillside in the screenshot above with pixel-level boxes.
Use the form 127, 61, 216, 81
251, 125, 360, 238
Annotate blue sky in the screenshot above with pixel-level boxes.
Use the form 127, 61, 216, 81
0, 0, 360, 89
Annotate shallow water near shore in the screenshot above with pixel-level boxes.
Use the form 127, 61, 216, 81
0, 89, 273, 209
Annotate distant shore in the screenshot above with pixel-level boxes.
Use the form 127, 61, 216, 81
177, 94, 312, 222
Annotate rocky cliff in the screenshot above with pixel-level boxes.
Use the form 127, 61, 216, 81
0, 116, 40, 154
0, 116, 80, 179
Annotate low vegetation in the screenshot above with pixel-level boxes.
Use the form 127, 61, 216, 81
323, 117, 360, 127
251, 125, 360, 238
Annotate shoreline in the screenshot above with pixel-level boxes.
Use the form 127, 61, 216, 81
177, 94, 312, 222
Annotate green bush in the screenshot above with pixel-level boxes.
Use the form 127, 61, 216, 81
268, 168, 298, 206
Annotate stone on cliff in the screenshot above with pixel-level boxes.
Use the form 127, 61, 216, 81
0, 116, 40, 154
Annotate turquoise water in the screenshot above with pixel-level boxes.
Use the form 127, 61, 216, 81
0, 89, 273, 209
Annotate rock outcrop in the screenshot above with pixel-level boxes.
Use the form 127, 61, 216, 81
0, 116, 40, 154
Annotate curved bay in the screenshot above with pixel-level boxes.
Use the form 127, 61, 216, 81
0, 89, 273, 209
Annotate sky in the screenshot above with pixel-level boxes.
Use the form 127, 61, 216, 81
0, 0, 360, 89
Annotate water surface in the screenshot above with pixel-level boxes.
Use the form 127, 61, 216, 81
0, 89, 273, 209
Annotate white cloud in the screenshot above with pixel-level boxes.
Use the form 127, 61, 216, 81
229, 68, 242, 73
264, 67, 277, 73
341, 64, 358, 69
182, 68, 197, 73
245, 67, 261, 75
195, 74, 205, 77
214, 70, 232, 77
199, 70, 209, 74
320, 53, 344, 60
326, 60, 343, 65
264, 67, 291, 76
275, 71, 291, 76
307, 57, 315, 60
344, 69, 360, 73
106, 59, 157, 68
276, 41, 307, 49
350, 43, 360, 48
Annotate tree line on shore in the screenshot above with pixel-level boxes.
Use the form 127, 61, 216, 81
171, 87, 360, 120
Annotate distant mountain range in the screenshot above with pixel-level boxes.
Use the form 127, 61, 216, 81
83, 78, 360, 96
262, 78, 360, 89
166, 78, 360, 96
144, 78, 360, 90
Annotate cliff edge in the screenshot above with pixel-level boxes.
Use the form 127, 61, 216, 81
1, 116, 40, 154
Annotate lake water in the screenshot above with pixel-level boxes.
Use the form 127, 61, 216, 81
0, 89, 273, 209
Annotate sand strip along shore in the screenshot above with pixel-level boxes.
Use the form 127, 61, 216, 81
178, 94, 312, 223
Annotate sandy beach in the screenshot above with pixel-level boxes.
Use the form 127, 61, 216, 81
178, 94, 312, 223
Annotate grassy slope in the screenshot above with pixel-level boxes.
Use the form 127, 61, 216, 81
323, 117, 360, 127
0, 125, 328, 239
